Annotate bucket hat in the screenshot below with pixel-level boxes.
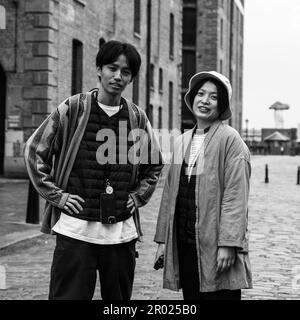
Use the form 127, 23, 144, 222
184, 71, 232, 121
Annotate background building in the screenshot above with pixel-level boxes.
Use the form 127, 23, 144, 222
0, 0, 182, 177
261, 128, 298, 155
181, 0, 244, 132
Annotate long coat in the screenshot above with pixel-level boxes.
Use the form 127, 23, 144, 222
154, 120, 253, 292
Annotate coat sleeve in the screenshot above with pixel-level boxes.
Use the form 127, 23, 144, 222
218, 141, 251, 250
129, 119, 164, 209
23, 104, 70, 209
153, 163, 172, 244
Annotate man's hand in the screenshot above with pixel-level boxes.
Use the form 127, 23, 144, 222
216, 247, 236, 274
126, 195, 136, 214
64, 194, 85, 215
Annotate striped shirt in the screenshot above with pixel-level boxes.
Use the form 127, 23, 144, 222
187, 129, 208, 180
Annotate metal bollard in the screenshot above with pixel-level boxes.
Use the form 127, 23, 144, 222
265, 164, 269, 183
297, 166, 300, 185
26, 180, 40, 224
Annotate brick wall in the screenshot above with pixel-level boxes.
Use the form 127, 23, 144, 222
0, 0, 182, 177
181, 0, 244, 133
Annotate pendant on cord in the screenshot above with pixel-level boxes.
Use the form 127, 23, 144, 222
105, 179, 114, 194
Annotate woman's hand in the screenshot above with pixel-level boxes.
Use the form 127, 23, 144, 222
154, 243, 165, 270
64, 194, 85, 215
155, 243, 165, 263
216, 246, 236, 274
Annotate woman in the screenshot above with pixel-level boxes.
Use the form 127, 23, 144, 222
154, 71, 252, 300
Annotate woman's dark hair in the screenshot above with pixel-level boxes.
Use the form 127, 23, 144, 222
95, 40, 141, 80
189, 77, 228, 117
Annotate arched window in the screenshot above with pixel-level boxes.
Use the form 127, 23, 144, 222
159, 68, 163, 93
169, 13, 174, 59
158, 106, 163, 129
0, 5, 6, 29
150, 64, 155, 90
134, 0, 141, 34
146, 104, 153, 125
220, 18, 224, 49
72, 39, 83, 95
168, 82, 173, 129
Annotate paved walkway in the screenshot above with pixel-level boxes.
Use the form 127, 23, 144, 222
0, 155, 300, 300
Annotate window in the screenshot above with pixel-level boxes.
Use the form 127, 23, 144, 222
150, 64, 155, 90
146, 104, 153, 125
183, 7, 196, 47
158, 106, 163, 129
240, 14, 244, 37
72, 39, 83, 95
239, 76, 243, 101
0, 5, 5, 29
132, 75, 139, 105
220, 18, 223, 49
134, 0, 141, 35
159, 68, 163, 93
182, 51, 196, 89
219, 59, 223, 73
168, 82, 173, 129
169, 13, 174, 59
99, 38, 106, 49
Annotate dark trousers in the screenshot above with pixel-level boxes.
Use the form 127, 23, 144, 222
178, 241, 241, 300
49, 234, 136, 300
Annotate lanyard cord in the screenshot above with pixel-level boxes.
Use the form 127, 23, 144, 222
95, 91, 122, 188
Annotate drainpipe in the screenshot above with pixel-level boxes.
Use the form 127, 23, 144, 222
146, 0, 152, 113
229, 0, 234, 81
13, 0, 19, 73
228, 0, 234, 126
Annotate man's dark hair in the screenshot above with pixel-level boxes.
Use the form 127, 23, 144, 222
189, 77, 228, 117
96, 40, 141, 80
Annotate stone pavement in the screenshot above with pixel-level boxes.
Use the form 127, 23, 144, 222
0, 155, 300, 300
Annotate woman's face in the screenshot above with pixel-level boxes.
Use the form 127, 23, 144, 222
192, 81, 220, 124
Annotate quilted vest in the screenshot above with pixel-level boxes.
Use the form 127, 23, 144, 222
66, 96, 134, 221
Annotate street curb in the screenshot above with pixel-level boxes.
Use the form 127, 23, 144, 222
0, 231, 44, 251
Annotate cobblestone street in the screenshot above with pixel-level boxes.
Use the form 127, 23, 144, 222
0, 155, 300, 300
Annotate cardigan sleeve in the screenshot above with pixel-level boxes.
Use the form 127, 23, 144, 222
23, 104, 70, 209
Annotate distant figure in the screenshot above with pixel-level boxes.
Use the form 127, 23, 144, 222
280, 146, 285, 155
154, 71, 252, 300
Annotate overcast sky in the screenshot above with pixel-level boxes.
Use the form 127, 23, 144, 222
243, 0, 300, 130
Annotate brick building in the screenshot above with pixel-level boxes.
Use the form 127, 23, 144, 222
181, 0, 245, 132
0, 0, 182, 177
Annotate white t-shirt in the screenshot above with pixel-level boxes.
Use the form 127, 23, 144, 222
52, 101, 138, 244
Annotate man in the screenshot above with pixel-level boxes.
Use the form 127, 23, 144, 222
24, 40, 163, 300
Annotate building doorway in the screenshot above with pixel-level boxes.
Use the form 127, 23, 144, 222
0, 64, 6, 175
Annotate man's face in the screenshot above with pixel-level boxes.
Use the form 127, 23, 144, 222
97, 54, 132, 96
192, 81, 219, 124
